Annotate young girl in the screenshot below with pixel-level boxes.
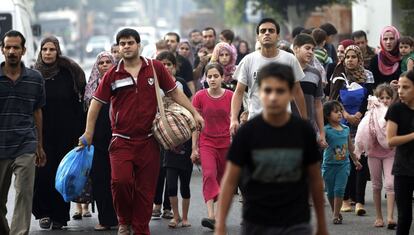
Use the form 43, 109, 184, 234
322, 100, 362, 224
386, 70, 414, 235
153, 51, 193, 228
355, 84, 396, 229
191, 63, 233, 230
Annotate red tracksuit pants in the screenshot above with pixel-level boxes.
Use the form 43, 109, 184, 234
109, 136, 160, 235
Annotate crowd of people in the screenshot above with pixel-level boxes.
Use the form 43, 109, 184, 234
0, 16, 413, 235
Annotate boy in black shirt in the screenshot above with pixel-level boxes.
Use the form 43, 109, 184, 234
215, 63, 328, 235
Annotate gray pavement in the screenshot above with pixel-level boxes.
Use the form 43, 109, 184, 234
6, 168, 414, 235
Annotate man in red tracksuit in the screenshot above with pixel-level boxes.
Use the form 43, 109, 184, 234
80, 28, 204, 235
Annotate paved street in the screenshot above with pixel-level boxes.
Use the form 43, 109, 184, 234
6, 167, 414, 235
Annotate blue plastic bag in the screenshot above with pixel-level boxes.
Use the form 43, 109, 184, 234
55, 144, 94, 202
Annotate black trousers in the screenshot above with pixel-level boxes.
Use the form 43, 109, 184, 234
154, 152, 171, 210
166, 167, 192, 198
343, 155, 369, 204
394, 175, 414, 235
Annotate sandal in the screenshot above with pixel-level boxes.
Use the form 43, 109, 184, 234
333, 217, 342, 225
82, 211, 92, 217
39, 217, 51, 229
182, 221, 192, 227
72, 212, 82, 220
168, 218, 182, 228
374, 219, 384, 227
387, 221, 397, 230
94, 224, 111, 231
152, 209, 161, 218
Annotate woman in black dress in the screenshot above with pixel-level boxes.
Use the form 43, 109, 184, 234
32, 36, 86, 230
84, 51, 118, 231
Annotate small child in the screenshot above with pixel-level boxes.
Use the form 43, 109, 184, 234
385, 70, 414, 234
215, 62, 327, 235
399, 36, 414, 72
322, 100, 362, 224
355, 84, 396, 228
312, 28, 333, 66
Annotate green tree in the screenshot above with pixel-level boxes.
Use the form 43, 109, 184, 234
397, 0, 414, 36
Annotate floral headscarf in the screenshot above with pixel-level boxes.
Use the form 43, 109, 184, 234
210, 42, 236, 83
378, 26, 401, 75
344, 45, 366, 84
84, 52, 115, 106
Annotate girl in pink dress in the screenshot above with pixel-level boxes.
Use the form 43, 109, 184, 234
191, 63, 233, 230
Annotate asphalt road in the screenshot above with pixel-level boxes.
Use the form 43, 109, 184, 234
6, 168, 414, 235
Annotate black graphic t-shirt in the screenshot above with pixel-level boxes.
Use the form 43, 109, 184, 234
228, 115, 321, 226
385, 102, 414, 176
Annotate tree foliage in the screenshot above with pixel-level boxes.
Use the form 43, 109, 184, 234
397, 0, 414, 36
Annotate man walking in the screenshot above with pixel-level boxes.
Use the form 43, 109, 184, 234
80, 28, 204, 235
0, 30, 46, 235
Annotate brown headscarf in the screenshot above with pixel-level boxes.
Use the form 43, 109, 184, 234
329, 45, 366, 100
34, 36, 86, 102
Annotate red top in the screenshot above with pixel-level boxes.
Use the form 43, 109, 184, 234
192, 89, 233, 148
93, 57, 177, 140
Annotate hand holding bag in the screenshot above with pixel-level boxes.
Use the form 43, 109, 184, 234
151, 60, 196, 150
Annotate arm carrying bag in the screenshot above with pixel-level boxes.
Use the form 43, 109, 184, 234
151, 60, 196, 150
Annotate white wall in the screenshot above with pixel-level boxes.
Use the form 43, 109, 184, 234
352, 0, 392, 48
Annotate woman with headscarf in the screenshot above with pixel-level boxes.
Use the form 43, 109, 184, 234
369, 26, 401, 89
210, 42, 237, 90
236, 40, 250, 65
32, 36, 86, 230
329, 45, 373, 217
84, 52, 118, 231
177, 40, 195, 68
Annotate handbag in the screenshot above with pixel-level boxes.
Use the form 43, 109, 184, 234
151, 60, 196, 150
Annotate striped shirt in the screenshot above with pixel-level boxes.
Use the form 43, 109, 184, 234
0, 62, 45, 159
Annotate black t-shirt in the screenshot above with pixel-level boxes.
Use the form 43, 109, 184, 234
369, 54, 402, 89
228, 115, 321, 226
176, 55, 194, 83
385, 102, 414, 176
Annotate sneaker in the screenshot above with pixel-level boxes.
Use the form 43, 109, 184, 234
162, 210, 174, 219
152, 209, 161, 218
201, 218, 215, 230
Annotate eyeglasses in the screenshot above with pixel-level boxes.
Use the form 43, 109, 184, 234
259, 28, 276, 34
98, 60, 112, 65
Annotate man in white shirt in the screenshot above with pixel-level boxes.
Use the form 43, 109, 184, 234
230, 18, 307, 135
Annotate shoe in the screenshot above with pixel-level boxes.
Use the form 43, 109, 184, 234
72, 212, 82, 220
152, 209, 161, 218
39, 217, 51, 229
168, 217, 182, 228
117, 224, 131, 235
162, 210, 174, 219
355, 204, 366, 216
51, 221, 64, 230
333, 217, 342, 225
387, 221, 397, 230
82, 211, 92, 217
340, 205, 352, 212
374, 219, 384, 227
201, 218, 215, 230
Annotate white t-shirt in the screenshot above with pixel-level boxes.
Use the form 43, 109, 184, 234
234, 50, 305, 119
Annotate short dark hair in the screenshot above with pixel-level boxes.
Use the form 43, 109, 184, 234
220, 29, 235, 43
320, 23, 338, 36
156, 51, 177, 65
401, 70, 414, 83
203, 27, 216, 37
351, 30, 368, 40
374, 83, 394, 99
155, 40, 168, 50
257, 63, 295, 90
1, 30, 26, 48
312, 28, 327, 45
165, 32, 180, 43
292, 26, 305, 39
323, 100, 343, 124
300, 28, 313, 35
256, 18, 281, 35
399, 36, 414, 47
189, 29, 201, 37
293, 33, 316, 47
116, 28, 141, 45
205, 62, 224, 76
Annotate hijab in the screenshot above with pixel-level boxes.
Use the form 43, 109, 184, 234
210, 42, 236, 83
177, 40, 194, 66
34, 36, 86, 102
378, 26, 401, 75
84, 52, 115, 106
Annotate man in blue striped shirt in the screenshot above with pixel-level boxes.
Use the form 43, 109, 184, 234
0, 30, 46, 235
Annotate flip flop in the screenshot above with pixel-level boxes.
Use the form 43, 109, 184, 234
168, 218, 182, 228
374, 219, 384, 227
83, 211, 92, 217
182, 222, 192, 227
